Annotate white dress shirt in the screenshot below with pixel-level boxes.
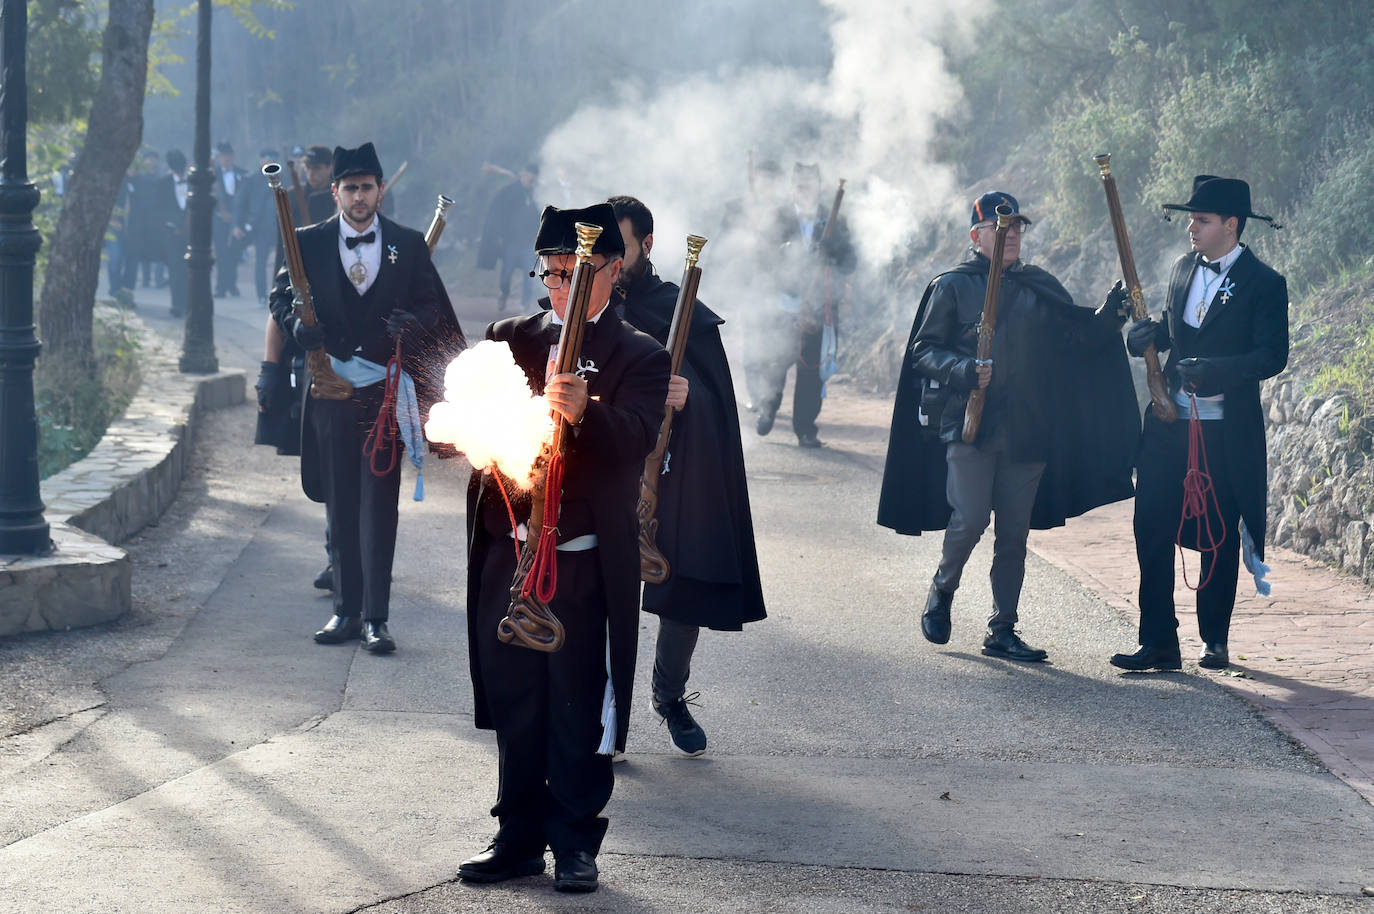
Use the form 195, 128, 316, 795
338, 215, 382, 296
1182, 243, 1242, 328
174, 176, 188, 211
1175, 243, 1242, 416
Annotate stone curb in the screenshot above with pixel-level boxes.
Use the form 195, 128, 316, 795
0, 307, 244, 637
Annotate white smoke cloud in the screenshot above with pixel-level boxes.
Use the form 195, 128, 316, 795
424, 340, 553, 490
537, 0, 985, 280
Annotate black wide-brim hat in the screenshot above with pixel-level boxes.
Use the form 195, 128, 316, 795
332, 142, 384, 183
1162, 175, 1281, 228
533, 203, 625, 257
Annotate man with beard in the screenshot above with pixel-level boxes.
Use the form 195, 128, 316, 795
268, 142, 463, 652
878, 191, 1138, 661
459, 203, 668, 893
1110, 176, 1288, 673
754, 162, 857, 448
607, 195, 766, 757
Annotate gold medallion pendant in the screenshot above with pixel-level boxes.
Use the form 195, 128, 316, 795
348, 260, 368, 287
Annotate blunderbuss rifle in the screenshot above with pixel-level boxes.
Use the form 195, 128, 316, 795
497, 222, 604, 653
1094, 152, 1176, 422
424, 194, 455, 254
637, 235, 708, 584
961, 203, 1014, 444
264, 163, 353, 400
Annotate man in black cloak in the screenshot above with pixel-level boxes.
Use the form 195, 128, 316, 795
460, 203, 669, 893
877, 191, 1138, 661
269, 142, 464, 653
608, 196, 767, 758
477, 163, 541, 311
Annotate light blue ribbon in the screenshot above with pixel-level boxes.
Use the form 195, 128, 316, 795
1240, 519, 1271, 596
329, 354, 426, 501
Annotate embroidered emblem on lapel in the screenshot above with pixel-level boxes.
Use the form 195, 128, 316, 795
575, 357, 599, 380
387, 244, 398, 265
1218, 278, 1235, 305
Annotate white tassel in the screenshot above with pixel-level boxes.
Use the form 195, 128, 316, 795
596, 633, 616, 756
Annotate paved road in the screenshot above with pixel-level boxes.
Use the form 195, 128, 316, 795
2, 285, 1372, 913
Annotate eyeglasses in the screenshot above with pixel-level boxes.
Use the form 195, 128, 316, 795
531, 257, 620, 290
974, 220, 1030, 235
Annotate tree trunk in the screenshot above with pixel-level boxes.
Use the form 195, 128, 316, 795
36, 0, 155, 382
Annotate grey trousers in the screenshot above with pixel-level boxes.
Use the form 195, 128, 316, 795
651, 617, 700, 710
933, 440, 1046, 632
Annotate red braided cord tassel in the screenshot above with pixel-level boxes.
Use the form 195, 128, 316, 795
521, 450, 564, 603
1177, 394, 1227, 591
491, 470, 522, 565
363, 338, 403, 477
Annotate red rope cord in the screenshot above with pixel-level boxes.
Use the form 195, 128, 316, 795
520, 450, 564, 603
492, 471, 522, 565
1177, 394, 1226, 591
363, 338, 402, 477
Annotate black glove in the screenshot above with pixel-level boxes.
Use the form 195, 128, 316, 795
1126, 318, 1160, 357
254, 361, 282, 412
1176, 357, 1219, 395
1095, 280, 1131, 328
953, 357, 987, 391
292, 318, 325, 351
386, 308, 421, 340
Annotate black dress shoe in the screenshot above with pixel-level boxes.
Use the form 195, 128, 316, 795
1198, 642, 1230, 669
458, 843, 544, 884
314, 615, 361, 644
921, 583, 953, 645
553, 850, 598, 893
982, 629, 1048, 662
756, 411, 775, 436
361, 621, 396, 653
797, 433, 824, 448
1109, 644, 1183, 672
313, 564, 334, 591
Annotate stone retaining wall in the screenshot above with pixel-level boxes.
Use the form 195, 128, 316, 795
0, 310, 244, 637
1266, 376, 1374, 584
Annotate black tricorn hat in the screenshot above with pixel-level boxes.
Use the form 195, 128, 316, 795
332, 142, 384, 183
1163, 175, 1281, 228
533, 203, 625, 257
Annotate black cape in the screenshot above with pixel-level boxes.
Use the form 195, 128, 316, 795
877, 258, 1138, 534
615, 266, 767, 631
465, 310, 670, 749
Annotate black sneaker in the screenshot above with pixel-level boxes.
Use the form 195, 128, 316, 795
655, 692, 707, 757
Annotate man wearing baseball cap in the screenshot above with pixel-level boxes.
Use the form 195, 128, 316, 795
879, 191, 1138, 662
1111, 176, 1288, 672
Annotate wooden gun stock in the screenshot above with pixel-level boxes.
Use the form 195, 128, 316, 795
638, 235, 707, 584
1094, 153, 1176, 423
962, 205, 1014, 443
263, 163, 352, 401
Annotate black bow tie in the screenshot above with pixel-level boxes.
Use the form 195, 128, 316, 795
1200, 259, 1222, 273
345, 231, 376, 250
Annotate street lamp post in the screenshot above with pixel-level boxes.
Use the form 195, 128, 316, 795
0, 0, 51, 555
179, 0, 217, 374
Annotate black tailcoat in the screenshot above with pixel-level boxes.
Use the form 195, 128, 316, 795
1147, 247, 1289, 558
615, 267, 767, 631
268, 213, 464, 502
878, 256, 1138, 534
465, 310, 670, 750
